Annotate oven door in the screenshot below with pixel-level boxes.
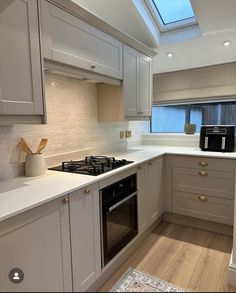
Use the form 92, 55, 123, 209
101, 191, 138, 267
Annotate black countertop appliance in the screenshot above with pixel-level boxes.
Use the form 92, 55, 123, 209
200, 125, 235, 152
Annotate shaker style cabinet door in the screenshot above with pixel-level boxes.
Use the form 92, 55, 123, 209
148, 158, 163, 225
137, 164, 149, 234
123, 45, 152, 117
69, 185, 101, 292
0, 0, 44, 115
123, 44, 140, 116
139, 53, 152, 116
40, 1, 122, 79
0, 197, 72, 292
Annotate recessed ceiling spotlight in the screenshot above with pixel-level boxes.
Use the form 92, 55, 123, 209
223, 40, 231, 47
167, 52, 174, 58
50, 80, 58, 88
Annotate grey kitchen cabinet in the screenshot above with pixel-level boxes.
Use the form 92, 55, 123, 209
147, 158, 163, 225
69, 184, 101, 292
0, 0, 44, 122
171, 155, 235, 225
0, 196, 72, 292
137, 164, 149, 234
97, 46, 152, 121
139, 52, 152, 116
123, 45, 140, 116
137, 157, 163, 233
123, 44, 152, 117
173, 190, 234, 225
40, 0, 122, 79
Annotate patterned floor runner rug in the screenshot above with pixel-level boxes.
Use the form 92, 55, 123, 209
110, 268, 186, 292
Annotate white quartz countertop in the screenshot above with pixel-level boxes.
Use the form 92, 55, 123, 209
1, 145, 236, 223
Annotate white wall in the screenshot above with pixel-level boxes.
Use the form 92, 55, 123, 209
0, 73, 149, 181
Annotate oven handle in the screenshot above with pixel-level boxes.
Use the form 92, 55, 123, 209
108, 191, 137, 212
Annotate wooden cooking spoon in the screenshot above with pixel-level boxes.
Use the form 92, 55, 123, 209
19, 137, 33, 154
36, 138, 48, 154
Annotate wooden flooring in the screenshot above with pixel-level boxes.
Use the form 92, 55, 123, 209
99, 222, 236, 292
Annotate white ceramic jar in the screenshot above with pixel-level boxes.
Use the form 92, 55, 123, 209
25, 154, 47, 177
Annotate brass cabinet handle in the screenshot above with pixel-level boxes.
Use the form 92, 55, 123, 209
63, 197, 69, 204
198, 195, 208, 202
84, 188, 90, 194
198, 171, 208, 176
138, 166, 142, 170
148, 161, 153, 165
137, 111, 144, 114
90, 64, 96, 70
199, 161, 208, 167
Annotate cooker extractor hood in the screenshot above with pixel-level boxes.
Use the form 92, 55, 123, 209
44, 59, 121, 86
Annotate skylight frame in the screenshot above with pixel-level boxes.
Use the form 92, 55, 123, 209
145, 0, 197, 32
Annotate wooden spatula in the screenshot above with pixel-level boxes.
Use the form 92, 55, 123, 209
36, 138, 48, 154
19, 137, 33, 154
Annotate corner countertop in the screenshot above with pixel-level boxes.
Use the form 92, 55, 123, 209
0, 145, 236, 223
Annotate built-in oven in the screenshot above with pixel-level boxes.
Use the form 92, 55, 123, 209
100, 173, 138, 267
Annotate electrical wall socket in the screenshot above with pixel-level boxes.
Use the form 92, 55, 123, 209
125, 130, 132, 138
120, 131, 125, 139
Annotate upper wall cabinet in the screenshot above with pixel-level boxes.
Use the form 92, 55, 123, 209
123, 46, 139, 116
0, 0, 44, 122
139, 52, 153, 116
123, 45, 152, 117
98, 45, 152, 122
40, 1, 123, 79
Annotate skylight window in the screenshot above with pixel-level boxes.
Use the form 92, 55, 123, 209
145, 0, 197, 32
152, 0, 195, 25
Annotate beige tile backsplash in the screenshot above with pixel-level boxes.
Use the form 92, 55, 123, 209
0, 73, 149, 180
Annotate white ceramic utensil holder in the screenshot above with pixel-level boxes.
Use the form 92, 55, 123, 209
25, 154, 46, 177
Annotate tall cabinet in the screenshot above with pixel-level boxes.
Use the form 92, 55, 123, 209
0, 0, 44, 123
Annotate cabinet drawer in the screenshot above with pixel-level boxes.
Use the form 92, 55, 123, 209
172, 167, 235, 199
172, 155, 235, 172
69, 183, 98, 200
173, 190, 234, 225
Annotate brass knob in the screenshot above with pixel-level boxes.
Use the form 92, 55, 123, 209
198, 195, 208, 202
198, 171, 208, 176
148, 161, 153, 165
138, 166, 142, 170
84, 189, 90, 194
199, 161, 208, 167
63, 197, 69, 204
90, 64, 96, 70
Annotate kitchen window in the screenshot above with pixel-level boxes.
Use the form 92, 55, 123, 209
151, 101, 236, 133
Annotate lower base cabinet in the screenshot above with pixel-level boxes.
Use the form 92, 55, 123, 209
0, 197, 72, 292
148, 158, 163, 225
137, 164, 149, 233
69, 184, 101, 292
171, 155, 235, 225
138, 158, 163, 234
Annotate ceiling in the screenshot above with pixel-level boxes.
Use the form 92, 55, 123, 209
71, 0, 158, 48
72, 0, 236, 74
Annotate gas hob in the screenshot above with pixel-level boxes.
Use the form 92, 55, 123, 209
49, 156, 133, 176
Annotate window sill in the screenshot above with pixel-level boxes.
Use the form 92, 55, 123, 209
142, 133, 200, 147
